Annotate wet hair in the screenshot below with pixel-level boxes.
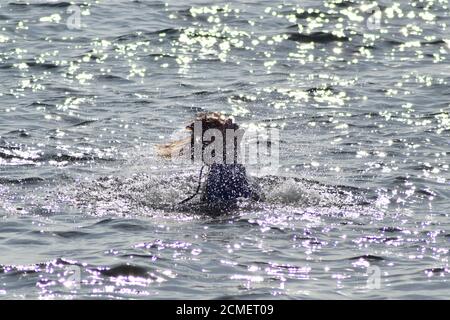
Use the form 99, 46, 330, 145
156, 112, 240, 163
187, 112, 240, 163
186, 112, 238, 134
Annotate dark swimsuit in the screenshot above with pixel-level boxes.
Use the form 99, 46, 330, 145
184, 127, 262, 208
202, 163, 260, 204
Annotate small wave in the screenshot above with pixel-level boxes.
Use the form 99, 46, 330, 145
146, 28, 180, 36
115, 28, 180, 43
257, 175, 367, 207
53, 231, 90, 239
178, 7, 225, 19
0, 177, 44, 185
424, 267, 449, 275
131, 0, 166, 9
147, 53, 175, 58
1, 259, 165, 291
8, 1, 72, 8
42, 153, 115, 163
421, 39, 446, 46
62, 171, 371, 217
100, 264, 155, 278
96, 74, 132, 83
71, 119, 98, 127
5, 129, 30, 138
306, 86, 338, 96
0, 148, 114, 164
115, 33, 141, 42
192, 90, 216, 96
109, 221, 149, 232
25, 60, 58, 70
332, 0, 356, 8
0, 64, 13, 70
384, 39, 404, 46
349, 254, 384, 262
285, 9, 340, 21
287, 32, 349, 43
379, 226, 404, 233
0, 151, 18, 160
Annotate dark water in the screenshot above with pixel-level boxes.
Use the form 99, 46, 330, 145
0, 0, 449, 299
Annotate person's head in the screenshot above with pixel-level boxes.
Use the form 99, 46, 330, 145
157, 112, 241, 164
185, 112, 238, 135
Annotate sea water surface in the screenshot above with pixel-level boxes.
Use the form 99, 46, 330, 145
0, 0, 449, 299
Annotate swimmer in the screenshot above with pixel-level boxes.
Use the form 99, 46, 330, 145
157, 112, 262, 208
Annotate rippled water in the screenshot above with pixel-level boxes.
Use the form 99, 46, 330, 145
0, 0, 449, 299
